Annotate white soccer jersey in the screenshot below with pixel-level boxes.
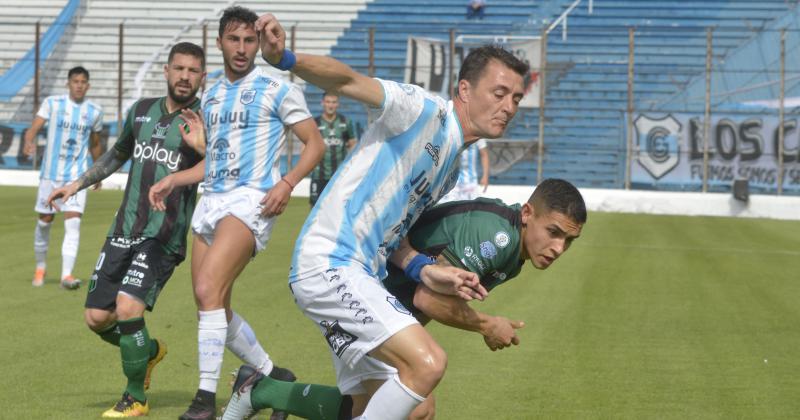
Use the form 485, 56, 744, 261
201, 66, 311, 193
458, 138, 487, 186
37, 94, 103, 182
290, 79, 466, 282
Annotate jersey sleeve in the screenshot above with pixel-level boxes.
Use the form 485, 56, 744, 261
91, 105, 104, 133
277, 83, 312, 126
373, 79, 427, 136
36, 97, 52, 121
112, 101, 138, 159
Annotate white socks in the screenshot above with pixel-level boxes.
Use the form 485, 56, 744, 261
226, 312, 273, 375
361, 375, 425, 420
198, 309, 228, 393
34, 219, 52, 269
61, 217, 81, 278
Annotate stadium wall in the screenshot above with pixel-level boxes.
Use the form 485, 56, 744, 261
3, 169, 798, 221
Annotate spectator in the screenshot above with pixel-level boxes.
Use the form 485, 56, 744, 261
467, 0, 486, 20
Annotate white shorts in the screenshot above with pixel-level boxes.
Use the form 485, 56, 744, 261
439, 181, 480, 203
290, 265, 418, 393
35, 179, 87, 214
191, 187, 276, 253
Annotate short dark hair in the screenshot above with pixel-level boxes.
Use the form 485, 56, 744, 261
168, 42, 206, 69
68, 66, 89, 80
457, 45, 529, 93
218, 6, 258, 38
322, 91, 339, 99
529, 178, 587, 224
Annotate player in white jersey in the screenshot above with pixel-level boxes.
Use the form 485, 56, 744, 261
147, 6, 324, 420
439, 138, 490, 203
220, 13, 529, 420
23, 66, 103, 289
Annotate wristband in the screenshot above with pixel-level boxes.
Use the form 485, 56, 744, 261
274, 50, 296, 71
404, 254, 436, 283
280, 177, 295, 190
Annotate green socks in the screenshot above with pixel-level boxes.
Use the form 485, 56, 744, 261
251, 375, 351, 420
97, 321, 159, 359
118, 318, 151, 402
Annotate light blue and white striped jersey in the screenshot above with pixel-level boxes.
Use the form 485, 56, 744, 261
457, 138, 487, 186
37, 94, 103, 182
201, 66, 311, 193
290, 79, 466, 282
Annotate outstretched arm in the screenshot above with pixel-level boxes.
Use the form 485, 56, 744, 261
479, 146, 490, 192
255, 13, 384, 108
47, 148, 127, 210
149, 159, 205, 211
413, 284, 524, 351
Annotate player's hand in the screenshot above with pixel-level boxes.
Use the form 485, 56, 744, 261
259, 180, 291, 218
255, 13, 286, 66
149, 175, 175, 212
482, 316, 524, 351
23, 139, 36, 157
419, 265, 488, 301
179, 109, 206, 155
47, 183, 80, 211
481, 175, 489, 192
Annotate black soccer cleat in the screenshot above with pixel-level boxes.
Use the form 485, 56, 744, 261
179, 389, 216, 420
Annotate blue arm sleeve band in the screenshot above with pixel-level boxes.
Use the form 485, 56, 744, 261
275, 50, 296, 71
404, 254, 437, 284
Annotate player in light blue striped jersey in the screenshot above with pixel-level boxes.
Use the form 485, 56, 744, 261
23, 66, 103, 289
440, 138, 490, 202
220, 13, 530, 420
148, 6, 325, 420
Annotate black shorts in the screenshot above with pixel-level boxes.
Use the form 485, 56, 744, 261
85, 237, 180, 311
309, 179, 329, 206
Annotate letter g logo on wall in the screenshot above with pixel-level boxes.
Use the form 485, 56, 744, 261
634, 114, 681, 180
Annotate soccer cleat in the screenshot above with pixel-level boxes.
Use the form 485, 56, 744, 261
221, 365, 263, 420
144, 338, 167, 391
179, 391, 216, 420
60, 275, 81, 290
32, 267, 45, 287
267, 366, 296, 420
101, 392, 149, 418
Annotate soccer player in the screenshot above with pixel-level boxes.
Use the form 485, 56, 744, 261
23, 66, 103, 289
309, 92, 356, 205
147, 7, 325, 420
47, 42, 207, 417
221, 13, 529, 420
381, 178, 586, 418
439, 138, 489, 203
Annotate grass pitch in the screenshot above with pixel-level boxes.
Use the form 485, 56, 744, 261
1, 185, 798, 419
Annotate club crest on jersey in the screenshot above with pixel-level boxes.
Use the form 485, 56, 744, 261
320, 320, 357, 357
386, 296, 411, 315
240, 89, 256, 105
494, 231, 510, 248
152, 122, 171, 140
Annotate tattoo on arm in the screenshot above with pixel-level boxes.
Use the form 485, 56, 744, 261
77, 149, 127, 190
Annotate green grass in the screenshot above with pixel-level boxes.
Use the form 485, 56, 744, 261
1, 185, 799, 419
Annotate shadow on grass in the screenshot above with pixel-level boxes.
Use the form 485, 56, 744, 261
85, 389, 196, 408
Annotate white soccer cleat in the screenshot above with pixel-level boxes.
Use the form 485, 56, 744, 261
221, 365, 262, 420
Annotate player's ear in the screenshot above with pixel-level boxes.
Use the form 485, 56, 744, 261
521, 202, 534, 225
457, 79, 471, 102
163, 64, 169, 80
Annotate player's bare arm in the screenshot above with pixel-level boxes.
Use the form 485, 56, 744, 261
89, 131, 104, 190
390, 237, 488, 301
255, 13, 384, 108
47, 148, 127, 210
479, 146, 490, 192
149, 159, 205, 212
413, 284, 524, 351
22, 116, 47, 157
259, 117, 325, 218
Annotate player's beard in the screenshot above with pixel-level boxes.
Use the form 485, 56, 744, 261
167, 81, 198, 105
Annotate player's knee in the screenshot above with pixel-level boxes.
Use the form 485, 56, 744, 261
84, 308, 114, 332
114, 295, 145, 321
192, 280, 224, 308
408, 343, 447, 389
38, 214, 54, 223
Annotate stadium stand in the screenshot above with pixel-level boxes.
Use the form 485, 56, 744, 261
1, 0, 797, 189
